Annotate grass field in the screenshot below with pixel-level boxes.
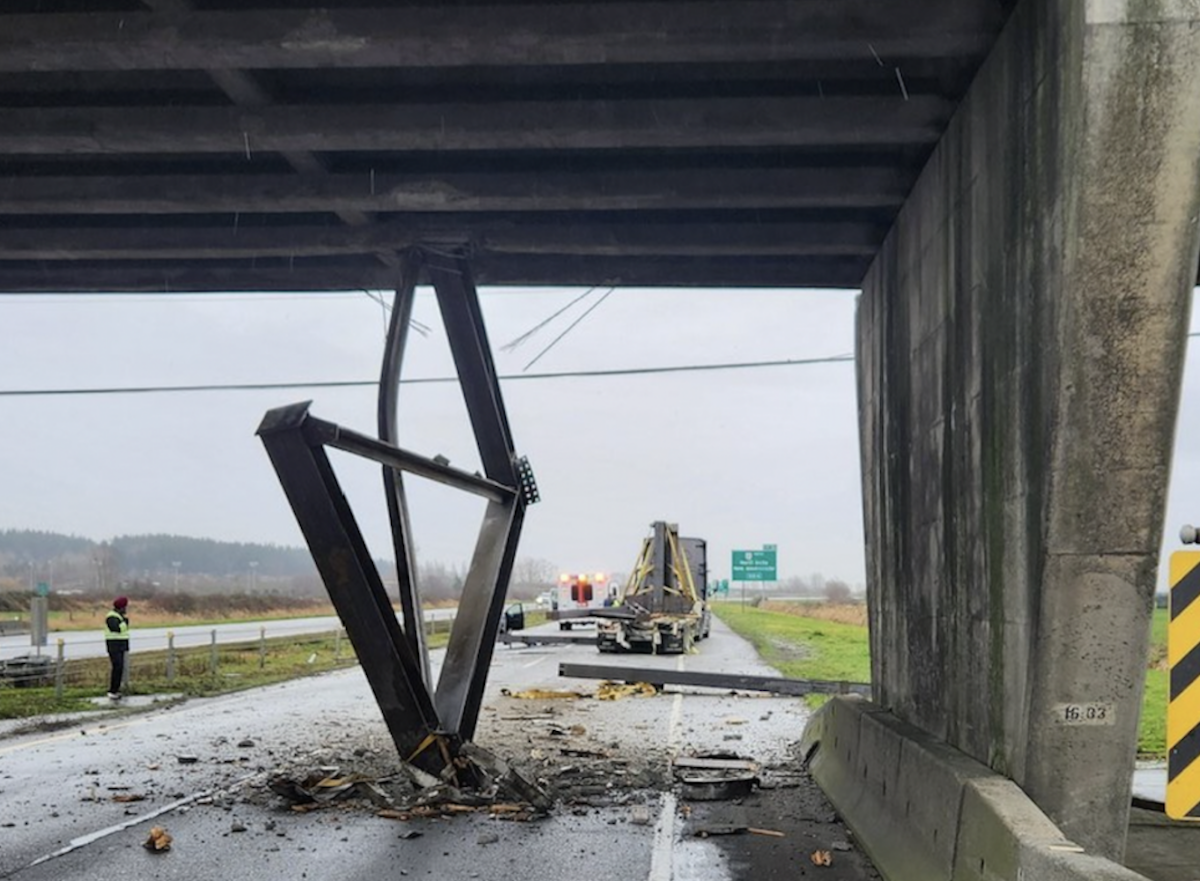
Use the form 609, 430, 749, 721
0, 630, 369, 720
712, 602, 1170, 759
1, 606, 545, 722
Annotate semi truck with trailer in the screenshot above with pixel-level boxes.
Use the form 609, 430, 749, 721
595, 521, 710, 654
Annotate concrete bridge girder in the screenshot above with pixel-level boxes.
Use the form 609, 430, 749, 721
859, 0, 1200, 861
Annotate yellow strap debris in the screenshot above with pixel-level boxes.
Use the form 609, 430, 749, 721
597, 680, 659, 701
501, 687, 590, 700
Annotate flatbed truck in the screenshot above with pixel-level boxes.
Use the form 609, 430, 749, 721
595, 521, 710, 654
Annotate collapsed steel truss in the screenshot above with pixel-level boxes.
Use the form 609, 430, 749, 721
257, 249, 538, 777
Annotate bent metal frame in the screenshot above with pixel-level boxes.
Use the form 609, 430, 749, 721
256, 248, 539, 778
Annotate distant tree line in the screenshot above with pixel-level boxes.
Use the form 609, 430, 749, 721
0, 529, 561, 604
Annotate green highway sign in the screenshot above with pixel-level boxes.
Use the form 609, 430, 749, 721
35, 581, 50, 597
732, 549, 777, 581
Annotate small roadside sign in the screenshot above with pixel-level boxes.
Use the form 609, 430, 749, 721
732, 549, 776, 582
35, 581, 49, 597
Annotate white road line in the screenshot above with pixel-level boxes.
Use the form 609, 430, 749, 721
0, 716, 146, 756
25, 791, 210, 869
649, 655, 688, 881
522, 657, 545, 670
667, 654, 685, 755
22, 771, 261, 871
647, 792, 678, 881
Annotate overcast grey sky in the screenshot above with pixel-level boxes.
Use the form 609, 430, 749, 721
0, 287, 864, 586
2, 288, 1197, 593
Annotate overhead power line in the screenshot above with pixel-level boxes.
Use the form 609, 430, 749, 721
0, 354, 854, 398
523, 286, 615, 371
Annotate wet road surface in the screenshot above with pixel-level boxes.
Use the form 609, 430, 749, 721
0, 616, 879, 880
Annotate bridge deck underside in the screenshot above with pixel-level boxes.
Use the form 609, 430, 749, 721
0, 0, 1016, 291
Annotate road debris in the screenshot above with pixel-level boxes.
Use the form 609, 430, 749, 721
596, 681, 658, 701
811, 850, 834, 866
501, 688, 589, 700
560, 747, 608, 759
673, 754, 760, 801
111, 793, 146, 803
143, 826, 173, 853
268, 771, 393, 810
693, 825, 785, 838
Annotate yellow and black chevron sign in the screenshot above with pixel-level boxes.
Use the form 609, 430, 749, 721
1169, 551, 1200, 821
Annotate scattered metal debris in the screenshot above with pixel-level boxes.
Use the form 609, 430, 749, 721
673, 754, 760, 801
268, 771, 392, 810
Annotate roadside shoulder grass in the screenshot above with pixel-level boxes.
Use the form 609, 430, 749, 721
711, 601, 869, 684
714, 601, 1167, 759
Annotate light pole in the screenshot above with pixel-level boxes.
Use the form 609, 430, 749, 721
249, 561, 259, 592
172, 561, 181, 590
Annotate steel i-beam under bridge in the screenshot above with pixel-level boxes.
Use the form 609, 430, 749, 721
257, 249, 539, 778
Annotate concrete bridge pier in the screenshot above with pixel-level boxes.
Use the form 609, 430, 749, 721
858, 0, 1200, 862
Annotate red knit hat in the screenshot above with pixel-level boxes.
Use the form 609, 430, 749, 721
113, 596, 128, 609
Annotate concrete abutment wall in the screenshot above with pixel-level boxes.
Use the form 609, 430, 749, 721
858, 0, 1200, 860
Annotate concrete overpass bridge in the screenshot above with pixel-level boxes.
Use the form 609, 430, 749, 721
2, 2, 1198, 877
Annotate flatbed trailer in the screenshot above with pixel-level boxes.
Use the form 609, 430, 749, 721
596, 521, 710, 654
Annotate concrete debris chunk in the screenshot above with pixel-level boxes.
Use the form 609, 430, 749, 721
460, 742, 553, 814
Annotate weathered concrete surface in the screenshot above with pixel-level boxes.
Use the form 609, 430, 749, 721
858, 0, 1200, 861
802, 698, 1152, 881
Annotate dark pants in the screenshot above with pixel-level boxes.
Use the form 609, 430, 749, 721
107, 644, 127, 694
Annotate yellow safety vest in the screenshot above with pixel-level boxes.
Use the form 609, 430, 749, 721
105, 609, 129, 643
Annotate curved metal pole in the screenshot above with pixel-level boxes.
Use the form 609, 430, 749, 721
377, 249, 430, 686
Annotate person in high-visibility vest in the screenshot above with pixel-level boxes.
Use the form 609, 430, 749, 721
104, 596, 130, 701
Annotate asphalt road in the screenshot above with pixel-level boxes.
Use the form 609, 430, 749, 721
0, 617, 879, 881
0, 609, 457, 663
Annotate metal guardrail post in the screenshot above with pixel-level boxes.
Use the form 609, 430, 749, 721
259, 626, 267, 669
167, 631, 176, 683
54, 638, 64, 699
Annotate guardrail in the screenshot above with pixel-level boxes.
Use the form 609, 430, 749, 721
0, 612, 458, 706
